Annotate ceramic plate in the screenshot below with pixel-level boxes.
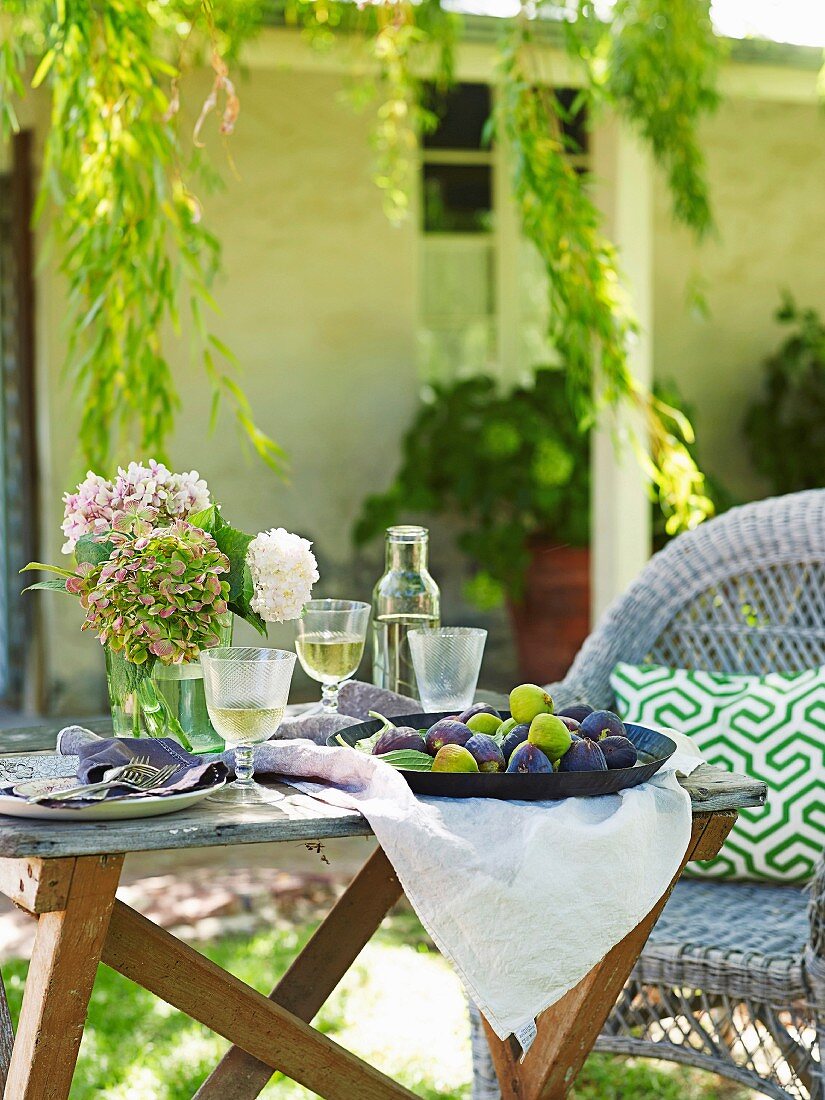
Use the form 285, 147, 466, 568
0, 780, 226, 821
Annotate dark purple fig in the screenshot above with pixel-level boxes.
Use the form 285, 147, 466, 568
557, 704, 594, 724
457, 702, 501, 724
372, 726, 426, 756
465, 733, 505, 773
557, 715, 581, 733
599, 735, 638, 769
506, 742, 553, 773
557, 739, 607, 772
579, 710, 625, 742
501, 724, 530, 762
425, 719, 473, 756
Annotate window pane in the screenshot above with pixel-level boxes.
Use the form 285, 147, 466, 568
555, 87, 588, 155
419, 237, 497, 380
423, 163, 492, 233
423, 83, 491, 151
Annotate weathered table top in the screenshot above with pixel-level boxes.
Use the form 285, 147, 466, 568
0, 722, 767, 860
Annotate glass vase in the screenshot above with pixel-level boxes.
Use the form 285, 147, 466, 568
105, 615, 233, 753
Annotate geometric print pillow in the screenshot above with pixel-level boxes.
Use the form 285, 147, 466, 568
610, 661, 825, 884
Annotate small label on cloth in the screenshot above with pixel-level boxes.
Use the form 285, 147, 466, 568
514, 1020, 537, 1060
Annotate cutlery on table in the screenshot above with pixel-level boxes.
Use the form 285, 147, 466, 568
26, 758, 177, 803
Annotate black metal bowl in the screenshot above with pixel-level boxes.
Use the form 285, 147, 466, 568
329, 713, 676, 801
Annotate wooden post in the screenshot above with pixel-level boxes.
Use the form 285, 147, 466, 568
4, 854, 123, 1100
589, 118, 654, 621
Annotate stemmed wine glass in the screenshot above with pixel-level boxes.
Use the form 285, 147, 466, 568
295, 599, 370, 713
201, 647, 296, 805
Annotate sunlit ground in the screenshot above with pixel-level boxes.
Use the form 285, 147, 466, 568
2, 908, 762, 1099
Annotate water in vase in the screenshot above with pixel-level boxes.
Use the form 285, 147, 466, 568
152, 661, 225, 753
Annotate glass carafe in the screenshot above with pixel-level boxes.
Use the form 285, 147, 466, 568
371, 526, 440, 698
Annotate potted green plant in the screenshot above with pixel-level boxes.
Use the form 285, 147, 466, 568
744, 294, 825, 493
353, 369, 590, 682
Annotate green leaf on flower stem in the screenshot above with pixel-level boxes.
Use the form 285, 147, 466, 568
22, 580, 72, 594
75, 534, 114, 567
19, 561, 75, 578
214, 524, 254, 607
107, 650, 153, 704
228, 602, 267, 637
241, 561, 254, 607
188, 505, 221, 535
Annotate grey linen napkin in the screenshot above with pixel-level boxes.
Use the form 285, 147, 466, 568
37, 734, 228, 806
57, 680, 419, 775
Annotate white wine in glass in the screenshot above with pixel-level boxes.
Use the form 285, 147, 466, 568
207, 706, 286, 745
296, 632, 364, 684
201, 648, 296, 805
295, 601, 370, 712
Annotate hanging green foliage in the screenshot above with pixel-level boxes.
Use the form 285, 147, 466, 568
288, 0, 720, 534
0, 0, 282, 473
1, 0, 722, 534
565, 0, 721, 237
497, 12, 714, 532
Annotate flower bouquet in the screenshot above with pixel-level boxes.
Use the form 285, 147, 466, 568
25, 462, 318, 750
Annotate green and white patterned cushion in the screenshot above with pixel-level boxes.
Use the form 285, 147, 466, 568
610, 661, 825, 884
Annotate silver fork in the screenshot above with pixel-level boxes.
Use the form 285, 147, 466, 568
27, 758, 177, 803
80, 763, 178, 802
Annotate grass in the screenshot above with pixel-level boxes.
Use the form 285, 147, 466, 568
2, 908, 761, 1099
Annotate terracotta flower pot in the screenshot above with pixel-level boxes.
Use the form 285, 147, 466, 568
507, 541, 590, 685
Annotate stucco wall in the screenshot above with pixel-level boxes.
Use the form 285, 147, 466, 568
652, 95, 825, 502
27, 53, 825, 713
36, 67, 421, 710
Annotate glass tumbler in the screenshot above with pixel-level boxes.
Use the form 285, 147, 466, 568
407, 627, 487, 713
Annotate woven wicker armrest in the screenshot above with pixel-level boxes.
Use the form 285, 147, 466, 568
805, 853, 825, 1011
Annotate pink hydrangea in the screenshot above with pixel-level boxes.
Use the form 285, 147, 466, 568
61, 461, 210, 553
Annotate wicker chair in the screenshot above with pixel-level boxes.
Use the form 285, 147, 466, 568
470, 489, 825, 1100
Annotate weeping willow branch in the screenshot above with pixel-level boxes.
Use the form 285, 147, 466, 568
292, 0, 456, 225
0, 0, 283, 473
565, 0, 722, 238
499, 19, 713, 532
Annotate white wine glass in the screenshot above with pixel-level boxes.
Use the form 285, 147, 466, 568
295, 599, 370, 713
201, 647, 296, 805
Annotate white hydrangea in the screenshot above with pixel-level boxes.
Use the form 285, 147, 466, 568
247, 528, 319, 622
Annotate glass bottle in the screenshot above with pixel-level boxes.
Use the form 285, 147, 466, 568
372, 526, 440, 698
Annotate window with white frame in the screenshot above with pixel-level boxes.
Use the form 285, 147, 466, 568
418, 83, 588, 385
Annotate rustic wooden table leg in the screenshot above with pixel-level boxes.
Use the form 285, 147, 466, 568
195, 845, 403, 1099
0, 969, 13, 1095
3, 853, 123, 1100
483, 811, 737, 1100
102, 897, 416, 1100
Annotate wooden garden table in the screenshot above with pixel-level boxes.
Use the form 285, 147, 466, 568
0, 722, 766, 1100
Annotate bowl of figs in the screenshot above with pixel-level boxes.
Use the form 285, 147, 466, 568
330, 683, 676, 800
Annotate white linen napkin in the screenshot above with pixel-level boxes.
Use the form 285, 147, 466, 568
244, 730, 704, 1046
57, 716, 703, 1046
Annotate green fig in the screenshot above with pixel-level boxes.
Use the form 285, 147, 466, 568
528, 713, 572, 761
509, 683, 554, 725
496, 717, 519, 743
466, 711, 503, 736
432, 744, 479, 773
